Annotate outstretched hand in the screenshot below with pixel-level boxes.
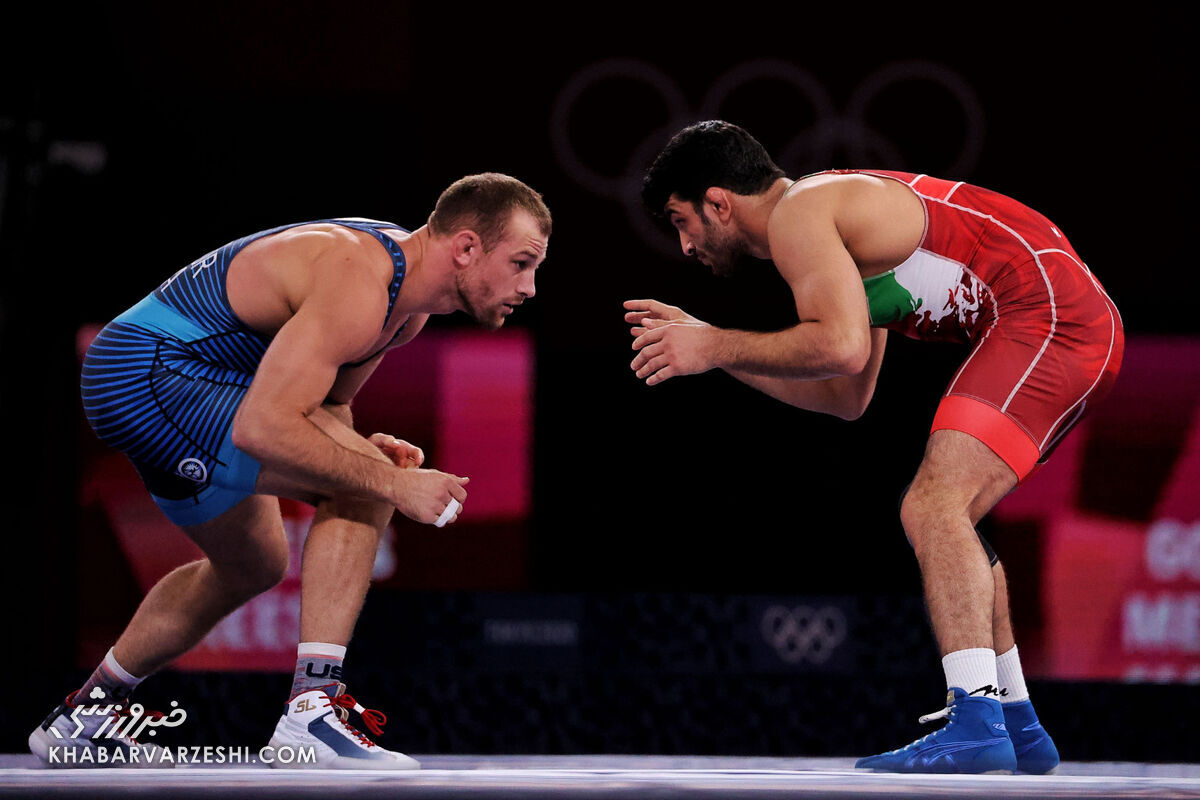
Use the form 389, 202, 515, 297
623, 298, 704, 335
624, 299, 719, 386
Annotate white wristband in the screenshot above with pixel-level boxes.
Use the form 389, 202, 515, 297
434, 498, 461, 528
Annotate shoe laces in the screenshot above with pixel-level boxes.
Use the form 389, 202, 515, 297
322, 692, 388, 746
887, 703, 956, 753
918, 705, 952, 725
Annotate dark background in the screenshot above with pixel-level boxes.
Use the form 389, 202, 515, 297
2, 3, 1197, 761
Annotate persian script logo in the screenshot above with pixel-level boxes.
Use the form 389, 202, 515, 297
53, 688, 188, 741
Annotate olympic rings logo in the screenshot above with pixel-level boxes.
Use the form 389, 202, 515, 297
761, 604, 848, 665
550, 58, 985, 254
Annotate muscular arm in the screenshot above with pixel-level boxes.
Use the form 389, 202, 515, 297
324, 313, 430, 411
723, 327, 887, 420
632, 189, 872, 386
627, 299, 885, 420
321, 314, 433, 468
711, 192, 872, 378
231, 238, 442, 509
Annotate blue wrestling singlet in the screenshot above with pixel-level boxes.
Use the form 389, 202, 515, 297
80, 218, 409, 526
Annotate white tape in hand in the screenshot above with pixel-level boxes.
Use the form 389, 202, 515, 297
434, 498, 461, 528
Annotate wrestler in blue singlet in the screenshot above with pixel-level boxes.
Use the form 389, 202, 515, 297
80, 219, 409, 526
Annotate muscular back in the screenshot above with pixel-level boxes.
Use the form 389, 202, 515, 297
227, 224, 412, 359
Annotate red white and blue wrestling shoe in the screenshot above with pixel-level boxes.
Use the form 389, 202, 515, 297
268, 683, 419, 770
29, 689, 172, 768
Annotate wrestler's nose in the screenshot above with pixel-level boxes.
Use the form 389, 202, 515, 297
679, 231, 695, 257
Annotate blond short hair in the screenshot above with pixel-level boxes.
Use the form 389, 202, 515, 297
428, 173, 551, 251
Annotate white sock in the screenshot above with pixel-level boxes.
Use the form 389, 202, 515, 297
995, 645, 1030, 704
298, 642, 347, 659
78, 647, 144, 702
942, 648, 1001, 699
104, 648, 144, 685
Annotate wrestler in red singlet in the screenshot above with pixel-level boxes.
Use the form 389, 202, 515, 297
844, 170, 1124, 480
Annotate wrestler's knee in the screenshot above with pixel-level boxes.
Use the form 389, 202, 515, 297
246, 545, 289, 595
899, 480, 934, 543
898, 477, 963, 555
210, 540, 288, 600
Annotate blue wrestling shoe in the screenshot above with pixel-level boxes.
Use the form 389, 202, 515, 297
1003, 699, 1059, 774
855, 688, 1017, 774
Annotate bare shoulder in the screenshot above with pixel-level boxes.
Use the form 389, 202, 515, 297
766, 176, 846, 249
771, 172, 923, 275
256, 223, 387, 268
776, 171, 893, 211
229, 223, 392, 338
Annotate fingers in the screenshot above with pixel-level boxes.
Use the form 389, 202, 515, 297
645, 366, 676, 386
635, 353, 674, 381
432, 472, 469, 525
623, 298, 663, 313
631, 324, 666, 352
405, 444, 425, 468
630, 341, 662, 372
369, 434, 425, 468
623, 298, 678, 325
393, 467, 472, 527
434, 497, 461, 528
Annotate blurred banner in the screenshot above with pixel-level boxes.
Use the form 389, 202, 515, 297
994, 337, 1200, 683
74, 326, 534, 671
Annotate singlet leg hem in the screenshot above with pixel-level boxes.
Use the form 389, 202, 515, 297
931, 394, 1040, 481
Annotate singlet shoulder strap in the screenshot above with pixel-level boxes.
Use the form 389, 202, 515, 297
322, 219, 409, 331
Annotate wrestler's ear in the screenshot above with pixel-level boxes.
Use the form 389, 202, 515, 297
450, 229, 483, 268
703, 187, 734, 224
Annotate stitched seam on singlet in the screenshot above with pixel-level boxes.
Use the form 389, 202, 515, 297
915, 193, 1059, 412
1031, 251, 1119, 450
1034, 247, 1121, 316
1040, 401, 1088, 455
151, 329, 259, 386
149, 340, 238, 469
940, 391, 1040, 445
1038, 323, 1114, 451
945, 318, 999, 396
859, 175, 1006, 395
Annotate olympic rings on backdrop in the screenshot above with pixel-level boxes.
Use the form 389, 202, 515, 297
550, 58, 985, 254
761, 604, 848, 665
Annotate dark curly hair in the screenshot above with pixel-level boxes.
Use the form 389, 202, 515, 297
641, 121, 785, 216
